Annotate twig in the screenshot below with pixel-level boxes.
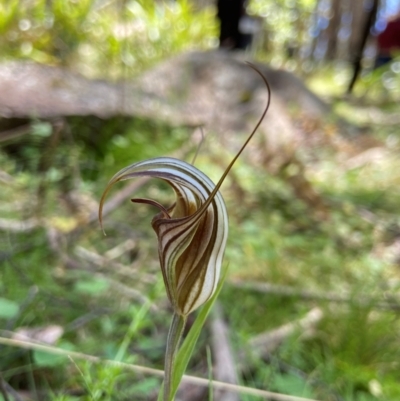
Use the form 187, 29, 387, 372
240, 308, 345, 401
45, 226, 157, 308
0, 124, 31, 142
210, 302, 240, 401
94, 272, 158, 311
0, 335, 322, 401
0, 218, 39, 233
73, 247, 158, 310
0, 170, 14, 184
0, 375, 10, 401
0, 376, 24, 401
229, 280, 400, 310
104, 239, 137, 259
65, 308, 111, 332
74, 245, 156, 284
248, 308, 323, 355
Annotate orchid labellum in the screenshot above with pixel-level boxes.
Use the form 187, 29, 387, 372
99, 63, 271, 401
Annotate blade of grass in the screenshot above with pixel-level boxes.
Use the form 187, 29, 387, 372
114, 301, 152, 362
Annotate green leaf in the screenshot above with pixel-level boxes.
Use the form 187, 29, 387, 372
31, 121, 52, 137
130, 377, 160, 396
0, 297, 19, 319
33, 341, 74, 368
33, 350, 66, 367
74, 278, 109, 295
272, 374, 315, 398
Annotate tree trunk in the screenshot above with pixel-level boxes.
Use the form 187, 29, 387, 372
348, 0, 367, 58
325, 0, 342, 60
347, 0, 379, 93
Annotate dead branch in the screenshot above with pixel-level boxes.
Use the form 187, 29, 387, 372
248, 307, 323, 356
104, 239, 137, 259
210, 302, 240, 401
0, 218, 39, 233
0, 124, 31, 142
0, 335, 323, 401
0, 170, 14, 184
74, 245, 155, 283
94, 272, 158, 311
229, 279, 400, 310
0, 375, 10, 401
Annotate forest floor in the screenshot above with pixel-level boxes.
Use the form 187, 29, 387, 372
1, 55, 400, 401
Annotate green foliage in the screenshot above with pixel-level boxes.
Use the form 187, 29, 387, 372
33, 342, 75, 367
249, 0, 316, 64
74, 277, 109, 295
0, 298, 19, 319
308, 59, 400, 105
271, 373, 315, 398
1, 101, 400, 399
75, 362, 124, 401
0, 0, 217, 75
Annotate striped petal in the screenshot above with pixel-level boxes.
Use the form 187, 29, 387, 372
99, 157, 228, 316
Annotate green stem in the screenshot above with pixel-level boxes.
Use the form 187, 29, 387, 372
163, 312, 187, 401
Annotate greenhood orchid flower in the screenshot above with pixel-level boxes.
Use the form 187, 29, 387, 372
99, 157, 228, 316
98, 63, 270, 401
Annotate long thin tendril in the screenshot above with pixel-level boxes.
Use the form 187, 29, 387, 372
187, 62, 271, 220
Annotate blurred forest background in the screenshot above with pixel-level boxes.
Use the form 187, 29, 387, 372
1, 0, 400, 400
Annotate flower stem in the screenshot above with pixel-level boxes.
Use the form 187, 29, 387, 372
163, 312, 186, 401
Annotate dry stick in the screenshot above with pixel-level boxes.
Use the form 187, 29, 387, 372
230, 280, 400, 311
95, 273, 158, 311
0, 180, 148, 234
0, 218, 39, 233
243, 308, 346, 401
0, 336, 321, 401
0, 170, 13, 184
210, 302, 240, 401
0, 379, 25, 401
248, 307, 323, 355
59, 248, 157, 309
0, 375, 10, 401
73, 247, 158, 310
0, 124, 31, 142
178, 308, 323, 401
74, 245, 156, 284
104, 239, 137, 259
